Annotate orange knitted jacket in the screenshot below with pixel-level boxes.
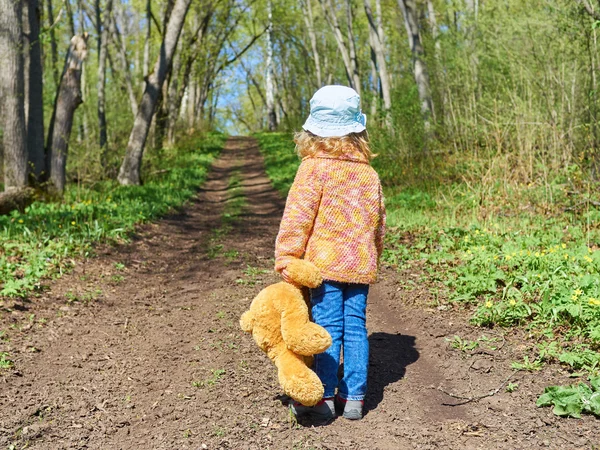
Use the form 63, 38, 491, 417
275, 150, 386, 285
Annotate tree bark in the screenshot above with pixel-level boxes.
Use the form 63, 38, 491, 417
398, 0, 434, 131
118, 0, 192, 186
0, 0, 28, 189
46, 34, 89, 194
23, 0, 46, 181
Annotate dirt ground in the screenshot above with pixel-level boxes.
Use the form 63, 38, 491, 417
1, 137, 599, 450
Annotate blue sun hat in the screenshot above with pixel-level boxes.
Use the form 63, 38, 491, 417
302, 85, 367, 138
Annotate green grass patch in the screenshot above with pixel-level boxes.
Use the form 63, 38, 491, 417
0, 132, 226, 299
255, 131, 600, 380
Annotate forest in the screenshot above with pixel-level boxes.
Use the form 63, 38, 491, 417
2, 0, 600, 448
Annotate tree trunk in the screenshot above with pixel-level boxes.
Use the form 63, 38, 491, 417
398, 0, 434, 131
46, 34, 89, 194
110, 8, 138, 118
0, 0, 28, 189
166, 37, 184, 144
142, 0, 151, 89
0, 187, 35, 215
46, 0, 60, 88
266, 0, 277, 131
320, 0, 361, 93
96, 0, 112, 154
364, 0, 391, 112
345, 0, 361, 96
23, 0, 46, 181
302, 0, 322, 88
117, 0, 192, 186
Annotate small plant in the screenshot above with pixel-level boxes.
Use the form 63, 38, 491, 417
111, 274, 125, 283
114, 262, 126, 271
192, 368, 226, 388
216, 310, 226, 319
506, 382, 519, 393
447, 335, 478, 352
511, 356, 543, 371
0, 352, 14, 369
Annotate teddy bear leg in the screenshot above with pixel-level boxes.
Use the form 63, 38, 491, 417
275, 345, 324, 407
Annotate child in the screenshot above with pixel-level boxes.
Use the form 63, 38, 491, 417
275, 85, 386, 421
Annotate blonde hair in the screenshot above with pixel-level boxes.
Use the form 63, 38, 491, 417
293, 130, 375, 161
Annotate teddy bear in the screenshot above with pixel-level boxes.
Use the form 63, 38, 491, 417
240, 259, 332, 407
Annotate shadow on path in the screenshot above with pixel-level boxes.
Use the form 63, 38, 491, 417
366, 332, 419, 415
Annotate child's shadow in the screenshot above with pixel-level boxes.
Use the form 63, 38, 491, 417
364, 332, 419, 415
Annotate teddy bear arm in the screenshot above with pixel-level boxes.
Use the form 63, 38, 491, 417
239, 310, 255, 333
282, 319, 332, 356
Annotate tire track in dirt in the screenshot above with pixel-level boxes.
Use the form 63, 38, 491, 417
1, 137, 599, 449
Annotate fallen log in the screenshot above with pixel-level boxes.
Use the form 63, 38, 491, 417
0, 187, 35, 215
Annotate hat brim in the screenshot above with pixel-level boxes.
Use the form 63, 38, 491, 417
302, 114, 367, 138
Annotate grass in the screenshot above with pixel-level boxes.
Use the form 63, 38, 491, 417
254, 132, 600, 379
205, 168, 247, 259
0, 132, 226, 299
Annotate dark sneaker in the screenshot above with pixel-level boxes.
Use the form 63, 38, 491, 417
335, 396, 364, 420
291, 397, 335, 421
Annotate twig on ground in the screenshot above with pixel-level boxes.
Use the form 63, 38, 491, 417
565, 199, 600, 212
436, 369, 522, 406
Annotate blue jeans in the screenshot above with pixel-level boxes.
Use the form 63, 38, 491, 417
310, 280, 369, 401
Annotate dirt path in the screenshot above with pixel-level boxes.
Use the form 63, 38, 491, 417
1, 137, 599, 449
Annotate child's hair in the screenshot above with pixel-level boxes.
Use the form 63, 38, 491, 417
293, 130, 375, 161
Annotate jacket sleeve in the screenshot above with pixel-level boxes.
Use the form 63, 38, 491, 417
275, 159, 323, 272
375, 182, 386, 259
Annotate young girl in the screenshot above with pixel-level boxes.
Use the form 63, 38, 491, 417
275, 85, 386, 421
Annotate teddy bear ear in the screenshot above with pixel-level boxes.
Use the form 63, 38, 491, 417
285, 259, 322, 288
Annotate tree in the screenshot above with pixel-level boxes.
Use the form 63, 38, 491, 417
364, 0, 391, 117
118, 0, 193, 186
398, 0, 434, 132
96, 0, 113, 154
266, 0, 277, 131
23, 0, 45, 181
0, 0, 28, 189
46, 34, 89, 194
320, 0, 362, 94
